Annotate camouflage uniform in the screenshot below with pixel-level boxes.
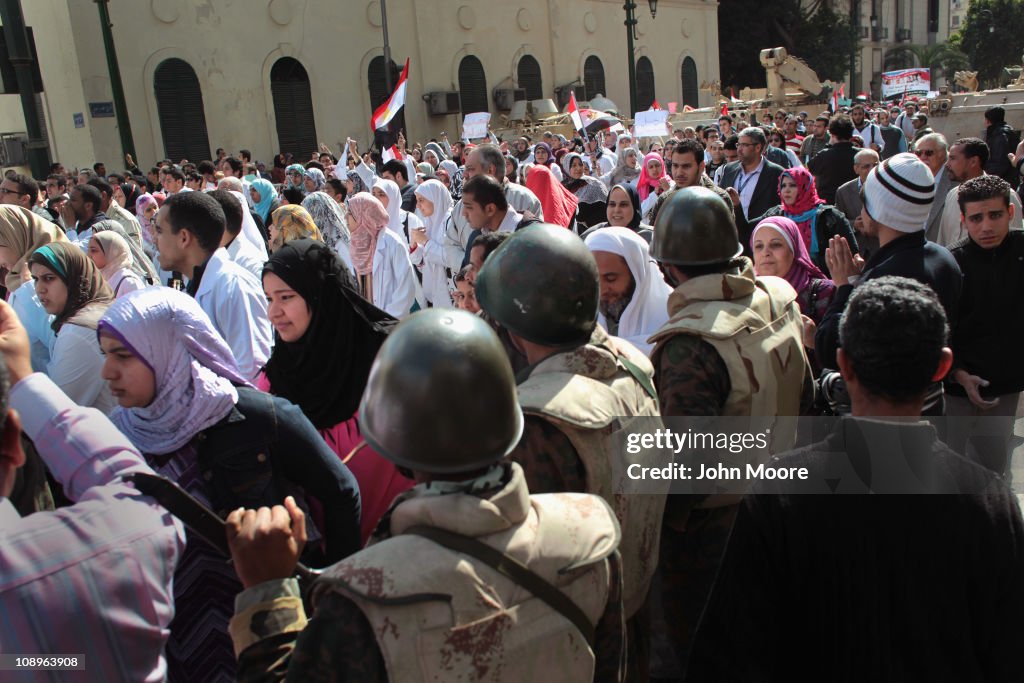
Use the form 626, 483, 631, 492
647, 258, 811, 672
231, 464, 625, 683
509, 325, 668, 682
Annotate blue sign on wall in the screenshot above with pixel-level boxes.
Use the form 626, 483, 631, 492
89, 101, 115, 118
73, 113, 84, 128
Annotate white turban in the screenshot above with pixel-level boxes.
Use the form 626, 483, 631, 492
584, 227, 671, 355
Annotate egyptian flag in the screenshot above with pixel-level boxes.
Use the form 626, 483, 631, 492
371, 59, 410, 131
381, 145, 404, 163
568, 90, 586, 135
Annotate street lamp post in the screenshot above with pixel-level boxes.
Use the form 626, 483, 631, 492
623, 0, 659, 116
381, 0, 392, 93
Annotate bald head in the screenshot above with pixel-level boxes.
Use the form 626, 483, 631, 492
217, 176, 244, 192
853, 149, 879, 182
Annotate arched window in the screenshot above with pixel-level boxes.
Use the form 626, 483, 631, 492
271, 57, 317, 159
682, 57, 699, 108
153, 58, 210, 162
458, 56, 488, 115
368, 56, 405, 135
584, 56, 606, 100
636, 57, 656, 111
517, 55, 543, 101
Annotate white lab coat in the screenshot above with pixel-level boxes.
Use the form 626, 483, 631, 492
48, 322, 117, 414
9, 280, 55, 372
371, 229, 418, 318
193, 248, 273, 379
226, 235, 268, 282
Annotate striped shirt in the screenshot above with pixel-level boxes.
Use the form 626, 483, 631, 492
0, 373, 185, 682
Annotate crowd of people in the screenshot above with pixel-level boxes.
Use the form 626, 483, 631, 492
0, 95, 1023, 683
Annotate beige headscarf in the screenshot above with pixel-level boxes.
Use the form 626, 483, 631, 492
90, 231, 134, 283
0, 205, 67, 291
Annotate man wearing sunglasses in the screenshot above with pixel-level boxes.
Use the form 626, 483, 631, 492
0, 174, 56, 225
914, 133, 955, 243
936, 137, 1023, 246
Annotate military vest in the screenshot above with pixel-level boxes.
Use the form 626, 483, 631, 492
649, 261, 811, 504
517, 327, 668, 617
314, 464, 619, 683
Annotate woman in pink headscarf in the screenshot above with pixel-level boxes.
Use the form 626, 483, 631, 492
751, 215, 835, 327
635, 151, 672, 217
345, 192, 418, 318
751, 167, 857, 276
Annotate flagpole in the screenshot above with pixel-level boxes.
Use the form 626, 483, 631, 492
380, 0, 392, 93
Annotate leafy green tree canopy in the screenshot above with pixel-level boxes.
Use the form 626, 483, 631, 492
951, 0, 1024, 86
718, 0, 859, 91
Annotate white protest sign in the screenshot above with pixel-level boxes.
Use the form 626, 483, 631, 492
634, 109, 669, 138
462, 112, 491, 140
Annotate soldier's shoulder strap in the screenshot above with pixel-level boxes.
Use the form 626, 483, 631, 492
617, 355, 658, 402
405, 525, 596, 648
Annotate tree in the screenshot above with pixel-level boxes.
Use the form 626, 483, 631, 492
718, 0, 859, 91
883, 43, 970, 81
951, 0, 1024, 86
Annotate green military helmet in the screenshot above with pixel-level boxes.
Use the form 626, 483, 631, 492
651, 186, 743, 266
474, 223, 598, 347
358, 309, 524, 474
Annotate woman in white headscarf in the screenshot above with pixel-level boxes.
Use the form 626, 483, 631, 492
371, 178, 423, 247
583, 226, 671, 355
410, 179, 455, 308
88, 231, 147, 297
600, 145, 642, 189
438, 159, 462, 199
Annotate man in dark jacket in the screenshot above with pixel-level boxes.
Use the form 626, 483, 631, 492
983, 106, 1018, 185
947, 175, 1024, 476
808, 115, 859, 203
687, 276, 1024, 683
815, 152, 963, 372
717, 127, 785, 251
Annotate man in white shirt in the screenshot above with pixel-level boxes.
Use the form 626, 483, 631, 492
936, 137, 1023, 246
64, 184, 108, 247
154, 191, 272, 378
440, 145, 543, 273
208, 189, 267, 280
850, 104, 885, 154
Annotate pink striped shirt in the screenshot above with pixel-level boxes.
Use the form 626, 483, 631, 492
0, 373, 185, 681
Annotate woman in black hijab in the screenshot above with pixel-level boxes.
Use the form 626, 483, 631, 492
579, 183, 654, 243
261, 239, 413, 542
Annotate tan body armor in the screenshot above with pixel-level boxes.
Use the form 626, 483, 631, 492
313, 464, 620, 683
517, 327, 668, 618
649, 261, 811, 507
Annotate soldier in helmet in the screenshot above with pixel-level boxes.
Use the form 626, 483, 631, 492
646, 185, 813, 671
227, 309, 625, 682
474, 223, 667, 679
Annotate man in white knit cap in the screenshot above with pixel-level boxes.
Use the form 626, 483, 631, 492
814, 152, 963, 379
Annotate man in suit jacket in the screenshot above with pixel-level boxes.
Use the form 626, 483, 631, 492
914, 133, 956, 242
717, 127, 785, 252
835, 148, 880, 259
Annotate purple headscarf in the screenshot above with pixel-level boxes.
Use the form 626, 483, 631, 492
751, 215, 829, 296
98, 287, 253, 455
533, 142, 556, 168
